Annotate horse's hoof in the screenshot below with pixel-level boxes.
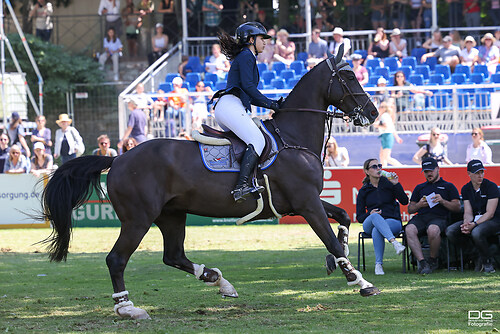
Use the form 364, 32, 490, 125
116, 305, 152, 320
360, 286, 381, 297
325, 254, 337, 275
219, 278, 239, 298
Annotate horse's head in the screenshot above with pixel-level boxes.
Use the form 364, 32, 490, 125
325, 45, 378, 126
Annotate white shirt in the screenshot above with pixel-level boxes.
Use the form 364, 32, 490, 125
329, 38, 351, 57
466, 141, 493, 164
326, 147, 349, 167
376, 113, 395, 134
98, 0, 121, 22
459, 47, 479, 66
389, 38, 408, 57
103, 37, 123, 53
208, 54, 229, 79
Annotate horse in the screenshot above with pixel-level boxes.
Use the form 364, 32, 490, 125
39, 48, 380, 320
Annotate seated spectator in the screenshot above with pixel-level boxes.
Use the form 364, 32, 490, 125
466, 128, 493, 164
367, 27, 389, 59
31, 115, 52, 155
166, 76, 189, 137
30, 141, 53, 177
0, 133, 10, 173
475, 33, 500, 75
152, 89, 168, 121
134, 82, 154, 115
422, 28, 442, 52
206, 43, 230, 81
495, 29, 500, 50
274, 29, 295, 66
98, 27, 123, 81
6, 112, 31, 158
257, 28, 276, 65
356, 158, 407, 275
4, 144, 30, 174
389, 28, 407, 58
54, 114, 85, 164
450, 30, 463, 49
446, 160, 500, 273
460, 35, 479, 67
121, 137, 138, 154
421, 35, 460, 71
148, 23, 169, 65
406, 157, 461, 274
373, 101, 403, 167
413, 127, 453, 165
118, 99, 147, 150
370, 0, 387, 30
374, 77, 390, 105
191, 81, 213, 132
328, 27, 351, 58
92, 134, 118, 157
324, 137, 349, 167
391, 71, 433, 112
178, 55, 190, 80
307, 28, 328, 69
351, 53, 368, 86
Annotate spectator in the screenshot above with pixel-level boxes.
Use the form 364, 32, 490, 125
413, 127, 453, 165
324, 137, 349, 167
257, 28, 276, 65
313, 10, 334, 33
373, 101, 403, 167
421, 0, 432, 39
351, 53, 368, 86
4, 144, 30, 174
421, 35, 460, 71
178, 55, 191, 79
491, 1, 500, 26
328, 27, 351, 58
202, 0, 223, 36
422, 28, 442, 52
54, 114, 85, 164
389, 28, 407, 58
191, 81, 213, 132
367, 27, 389, 59
136, 0, 155, 54
166, 77, 189, 137
391, 71, 433, 113
475, 33, 500, 75
0, 133, 10, 173
390, 0, 407, 29
152, 89, 168, 123
494, 29, 500, 49
256, 9, 272, 30
99, 27, 123, 81
118, 99, 147, 150
158, 0, 180, 45
463, 0, 480, 27
148, 23, 169, 65
122, 0, 141, 59
206, 43, 230, 81
121, 137, 138, 154
370, 0, 387, 29
466, 128, 493, 164
345, 0, 363, 31
460, 35, 479, 67
92, 134, 118, 157
447, 0, 462, 28
446, 160, 500, 273
29, 0, 53, 42
307, 28, 328, 69
406, 157, 461, 274
450, 30, 464, 49
30, 141, 53, 177
31, 115, 52, 156
409, 0, 423, 40
374, 77, 390, 105
356, 158, 407, 275
6, 112, 31, 158
274, 29, 295, 66
98, 0, 123, 38
134, 82, 154, 114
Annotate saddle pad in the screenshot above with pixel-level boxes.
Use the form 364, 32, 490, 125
199, 120, 278, 172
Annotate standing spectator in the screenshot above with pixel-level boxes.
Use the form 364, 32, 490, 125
274, 29, 295, 66
367, 27, 389, 59
118, 99, 148, 150
389, 28, 407, 58
413, 127, 453, 165
166, 76, 189, 135
3, 144, 30, 174
0, 133, 10, 173
370, 0, 387, 29
391, 71, 433, 112
406, 157, 461, 274
257, 28, 276, 65
307, 28, 328, 69
446, 160, 500, 273
255, 9, 273, 30
191, 81, 213, 132
421, 35, 460, 72
324, 137, 349, 167
345, 0, 363, 31
158, 0, 180, 45
54, 114, 85, 164
491, 0, 500, 26
29, 0, 53, 42
202, 0, 223, 36
148, 23, 169, 65
134, 82, 154, 114
390, 0, 407, 29
374, 101, 403, 167
422, 29, 443, 52
92, 134, 118, 157
374, 77, 390, 105
463, 0, 480, 27
6, 112, 30, 158
409, 0, 422, 40
313, 11, 334, 33
122, 0, 141, 59
447, 0, 463, 28
328, 27, 351, 58
460, 35, 479, 67
30, 142, 53, 177
475, 33, 500, 75
466, 128, 493, 164
98, 0, 123, 38
421, 0, 432, 39
356, 158, 407, 275
206, 43, 230, 81
136, 0, 155, 55
31, 115, 52, 156
121, 137, 138, 154
99, 27, 123, 81
351, 53, 368, 86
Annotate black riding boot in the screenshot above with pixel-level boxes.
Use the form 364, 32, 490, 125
232, 144, 264, 203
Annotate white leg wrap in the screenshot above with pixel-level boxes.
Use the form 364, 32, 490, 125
112, 291, 151, 320
204, 267, 238, 298
194, 264, 206, 280
112, 290, 129, 299
204, 268, 222, 286
338, 225, 350, 256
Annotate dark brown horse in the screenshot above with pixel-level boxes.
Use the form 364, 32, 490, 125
40, 49, 379, 320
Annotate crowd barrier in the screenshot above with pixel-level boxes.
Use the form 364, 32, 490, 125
2, 165, 498, 228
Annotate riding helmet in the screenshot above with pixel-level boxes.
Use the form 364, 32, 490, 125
235, 22, 271, 46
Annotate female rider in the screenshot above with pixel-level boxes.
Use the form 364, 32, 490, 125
214, 22, 282, 202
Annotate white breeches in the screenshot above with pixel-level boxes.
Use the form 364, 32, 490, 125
214, 94, 265, 156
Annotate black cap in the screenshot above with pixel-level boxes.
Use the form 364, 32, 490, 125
467, 159, 485, 173
421, 157, 438, 171
11, 112, 20, 121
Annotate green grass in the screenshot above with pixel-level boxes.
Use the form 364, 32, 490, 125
0, 224, 499, 333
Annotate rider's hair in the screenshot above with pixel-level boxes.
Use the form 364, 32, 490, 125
362, 158, 378, 185
218, 32, 245, 61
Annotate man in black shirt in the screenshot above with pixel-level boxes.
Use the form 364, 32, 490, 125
446, 160, 500, 273
406, 157, 461, 274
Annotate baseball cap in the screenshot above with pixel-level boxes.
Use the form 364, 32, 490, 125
391, 28, 401, 37
443, 36, 452, 43
156, 23, 164, 28
172, 77, 183, 86
377, 77, 387, 85
467, 159, 485, 173
34, 142, 45, 150
421, 157, 438, 171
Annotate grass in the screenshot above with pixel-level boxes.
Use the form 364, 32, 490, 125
0, 224, 499, 333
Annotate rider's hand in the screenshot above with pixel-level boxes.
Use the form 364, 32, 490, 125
270, 97, 284, 111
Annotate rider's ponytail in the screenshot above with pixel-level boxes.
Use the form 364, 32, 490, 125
218, 32, 244, 61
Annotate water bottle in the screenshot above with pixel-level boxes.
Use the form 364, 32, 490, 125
379, 170, 395, 179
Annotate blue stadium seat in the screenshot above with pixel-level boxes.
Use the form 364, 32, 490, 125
368, 75, 382, 85
300, 69, 309, 77
187, 56, 204, 73
474, 64, 489, 80
456, 92, 470, 109
261, 70, 276, 85
290, 60, 305, 76
270, 78, 286, 89
429, 73, 445, 85
375, 67, 390, 79
185, 72, 201, 87
408, 74, 424, 86
490, 73, 500, 84
215, 80, 227, 90
257, 63, 268, 74
182, 82, 192, 92
365, 58, 381, 71
205, 72, 219, 85
165, 73, 180, 82
423, 56, 437, 71
454, 64, 471, 79
474, 89, 491, 109
434, 64, 451, 82
401, 57, 417, 70
414, 65, 431, 81
280, 69, 295, 82
470, 73, 485, 84
257, 79, 264, 89
432, 91, 449, 110
497, 64, 500, 73
272, 62, 286, 76
411, 47, 427, 64
383, 57, 399, 73
297, 52, 308, 63
287, 78, 300, 89
399, 65, 413, 80
451, 73, 467, 85
158, 82, 172, 93
203, 80, 214, 90
354, 49, 368, 59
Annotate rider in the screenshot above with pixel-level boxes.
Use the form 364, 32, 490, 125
214, 22, 282, 203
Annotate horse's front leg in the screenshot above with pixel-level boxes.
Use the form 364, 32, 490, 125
322, 200, 350, 261
300, 199, 380, 297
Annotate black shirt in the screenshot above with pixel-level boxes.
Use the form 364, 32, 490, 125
461, 178, 500, 221
410, 177, 460, 217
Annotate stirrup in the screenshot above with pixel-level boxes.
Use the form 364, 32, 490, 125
232, 185, 264, 203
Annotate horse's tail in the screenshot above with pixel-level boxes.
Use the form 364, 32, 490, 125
40, 155, 116, 262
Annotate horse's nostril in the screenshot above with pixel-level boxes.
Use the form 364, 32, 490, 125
371, 110, 377, 116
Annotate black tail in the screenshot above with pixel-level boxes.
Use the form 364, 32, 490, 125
40, 156, 115, 262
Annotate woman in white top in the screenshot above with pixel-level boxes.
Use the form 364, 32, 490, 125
206, 43, 230, 80
466, 128, 493, 164
374, 101, 403, 167
98, 27, 123, 81
148, 23, 169, 65
54, 114, 85, 164
460, 35, 479, 66
413, 127, 453, 165
422, 29, 442, 52
324, 137, 349, 167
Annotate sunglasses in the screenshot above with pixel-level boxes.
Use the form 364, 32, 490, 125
432, 133, 440, 136
471, 133, 479, 136
11, 151, 20, 155
369, 164, 382, 170
99, 142, 109, 145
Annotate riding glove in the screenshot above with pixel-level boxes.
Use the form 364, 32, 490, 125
270, 97, 284, 112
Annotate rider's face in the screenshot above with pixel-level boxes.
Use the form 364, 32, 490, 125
254, 35, 267, 53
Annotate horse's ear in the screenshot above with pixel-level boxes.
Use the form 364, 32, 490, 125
327, 49, 334, 59
335, 44, 344, 64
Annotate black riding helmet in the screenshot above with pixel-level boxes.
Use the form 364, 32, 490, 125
235, 22, 271, 53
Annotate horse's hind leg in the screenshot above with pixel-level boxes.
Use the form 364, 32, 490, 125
322, 200, 351, 273
155, 211, 238, 298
